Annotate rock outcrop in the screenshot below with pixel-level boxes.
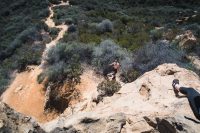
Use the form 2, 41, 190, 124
156, 115, 200, 133
0, 102, 45, 133
174, 30, 197, 50
48, 113, 126, 133
1, 63, 200, 132
42, 63, 200, 132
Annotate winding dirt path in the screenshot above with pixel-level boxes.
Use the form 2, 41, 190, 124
1, 1, 69, 123
41, 2, 68, 66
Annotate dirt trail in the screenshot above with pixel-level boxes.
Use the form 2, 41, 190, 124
1, 1, 69, 123
41, 2, 68, 66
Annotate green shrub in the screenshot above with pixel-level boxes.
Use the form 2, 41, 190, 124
38, 8, 50, 18
39, 42, 93, 87
120, 15, 132, 25
62, 32, 78, 42
15, 42, 44, 71
150, 29, 164, 42
92, 40, 133, 72
0, 27, 39, 60
49, 27, 60, 40
120, 69, 140, 83
133, 41, 188, 73
97, 80, 121, 97
65, 18, 73, 25
97, 19, 113, 33
126, 22, 145, 34
46, 42, 93, 65
37, 73, 46, 84
67, 24, 77, 33
43, 60, 83, 86
79, 33, 101, 44
0, 69, 10, 95
53, 5, 84, 25
117, 32, 150, 51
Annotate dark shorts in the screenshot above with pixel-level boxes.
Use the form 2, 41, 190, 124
103, 66, 117, 76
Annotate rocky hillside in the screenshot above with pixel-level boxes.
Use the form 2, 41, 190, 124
1, 64, 200, 132
1, 0, 200, 133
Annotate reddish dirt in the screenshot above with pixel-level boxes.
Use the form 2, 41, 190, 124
1, 66, 58, 123
1, 66, 102, 123
76, 70, 102, 99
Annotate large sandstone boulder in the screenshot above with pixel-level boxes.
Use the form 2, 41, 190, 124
42, 63, 200, 132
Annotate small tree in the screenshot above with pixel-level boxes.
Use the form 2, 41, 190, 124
38, 42, 93, 87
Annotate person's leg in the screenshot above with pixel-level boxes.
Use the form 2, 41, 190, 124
188, 95, 200, 120
103, 66, 111, 79
194, 96, 200, 116
112, 69, 117, 80
172, 79, 200, 120
178, 87, 191, 95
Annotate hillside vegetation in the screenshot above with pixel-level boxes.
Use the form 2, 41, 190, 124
0, 0, 51, 94
41, 0, 200, 88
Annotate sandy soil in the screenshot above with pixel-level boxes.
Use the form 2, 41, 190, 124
75, 69, 103, 102
1, 66, 58, 123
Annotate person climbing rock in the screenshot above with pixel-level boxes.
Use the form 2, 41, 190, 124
109, 60, 120, 76
103, 59, 120, 80
172, 79, 200, 120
